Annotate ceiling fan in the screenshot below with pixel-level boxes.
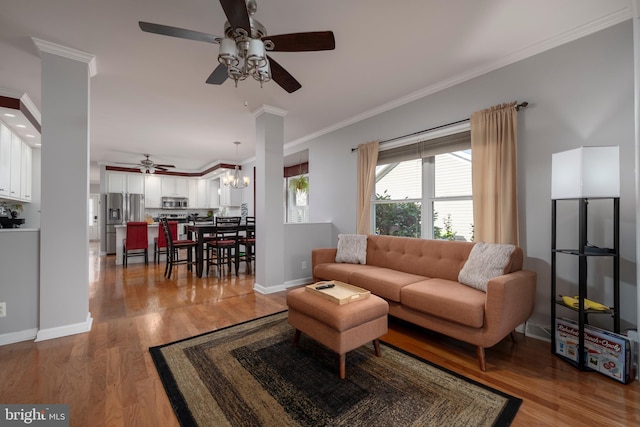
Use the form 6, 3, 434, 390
139, 0, 335, 93
117, 155, 176, 173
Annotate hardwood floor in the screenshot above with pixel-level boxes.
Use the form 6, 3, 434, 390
0, 243, 638, 426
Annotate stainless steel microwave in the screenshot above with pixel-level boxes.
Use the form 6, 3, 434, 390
162, 197, 188, 210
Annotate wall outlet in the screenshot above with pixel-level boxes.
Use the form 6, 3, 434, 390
0, 302, 6, 318
301, 261, 307, 270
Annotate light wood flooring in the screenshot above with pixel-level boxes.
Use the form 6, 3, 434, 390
0, 243, 638, 426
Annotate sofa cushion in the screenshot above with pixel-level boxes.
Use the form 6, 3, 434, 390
458, 242, 515, 292
313, 263, 381, 284
400, 278, 486, 328
335, 234, 367, 264
349, 268, 428, 302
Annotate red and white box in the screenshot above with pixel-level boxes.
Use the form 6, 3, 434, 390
555, 318, 631, 384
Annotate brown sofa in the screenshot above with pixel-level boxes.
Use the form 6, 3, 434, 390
312, 234, 537, 370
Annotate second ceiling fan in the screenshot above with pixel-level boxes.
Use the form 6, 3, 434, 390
139, 0, 335, 93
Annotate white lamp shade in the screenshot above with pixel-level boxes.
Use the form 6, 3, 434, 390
218, 38, 238, 66
551, 146, 620, 199
247, 39, 266, 67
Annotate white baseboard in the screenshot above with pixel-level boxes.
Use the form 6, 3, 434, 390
0, 328, 38, 346
34, 313, 93, 342
254, 277, 312, 294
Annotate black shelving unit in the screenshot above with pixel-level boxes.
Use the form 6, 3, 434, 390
551, 197, 620, 370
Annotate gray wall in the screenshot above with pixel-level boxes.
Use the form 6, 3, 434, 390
290, 21, 636, 330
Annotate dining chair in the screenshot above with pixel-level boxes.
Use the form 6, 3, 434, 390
123, 221, 148, 267
205, 216, 241, 277
154, 220, 178, 264
161, 218, 197, 278
238, 216, 255, 274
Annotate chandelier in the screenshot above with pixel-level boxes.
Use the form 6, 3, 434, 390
223, 141, 250, 189
217, 1, 273, 87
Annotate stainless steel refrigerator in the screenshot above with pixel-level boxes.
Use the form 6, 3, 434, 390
105, 192, 145, 254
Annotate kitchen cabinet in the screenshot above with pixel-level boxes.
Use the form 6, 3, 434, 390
197, 179, 209, 209
21, 142, 32, 201
145, 175, 162, 208
188, 180, 198, 208
127, 174, 144, 194
10, 133, 21, 199
0, 123, 11, 197
106, 172, 127, 193
209, 178, 220, 208
161, 177, 188, 197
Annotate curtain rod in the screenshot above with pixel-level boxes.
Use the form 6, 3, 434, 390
351, 101, 528, 151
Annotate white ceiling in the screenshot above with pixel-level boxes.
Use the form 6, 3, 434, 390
0, 0, 631, 181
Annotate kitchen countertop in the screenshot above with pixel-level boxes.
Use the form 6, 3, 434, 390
0, 228, 39, 232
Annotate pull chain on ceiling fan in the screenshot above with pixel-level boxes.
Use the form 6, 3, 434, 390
139, 0, 335, 93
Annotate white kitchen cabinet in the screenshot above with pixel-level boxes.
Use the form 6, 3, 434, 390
209, 178, 220, 209
10, 133, 22, 199
145, 175, 162, 208
106, 172, 127, 193
21, 142, 32, 201
161, 177, 188, 197
197, 179, 209, 209
127, 174, 144, 194
188, 179, 198, 208
0, 123, 11, 197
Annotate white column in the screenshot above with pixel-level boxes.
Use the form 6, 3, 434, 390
253, 105, 287, 293
33, 38, 96, 340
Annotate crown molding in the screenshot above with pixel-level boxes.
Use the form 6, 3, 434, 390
252, 104, 288, 118
32, 37, 97, 77
286, 7, 632, 149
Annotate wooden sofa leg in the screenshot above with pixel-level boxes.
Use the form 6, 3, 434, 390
293, 329, 301, 347
476, 346, 486, 372
510, 330, 517, 343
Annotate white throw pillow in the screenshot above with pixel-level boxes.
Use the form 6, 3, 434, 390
458, 242, 515, 292
335, 234, 367, 264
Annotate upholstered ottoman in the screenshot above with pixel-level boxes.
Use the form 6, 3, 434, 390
286, 287, 389, 379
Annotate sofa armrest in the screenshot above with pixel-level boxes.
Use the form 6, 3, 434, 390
483, 269, 537, 347
312, 248, 337, 281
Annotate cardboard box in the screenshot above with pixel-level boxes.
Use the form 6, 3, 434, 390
555, 318, 631, 384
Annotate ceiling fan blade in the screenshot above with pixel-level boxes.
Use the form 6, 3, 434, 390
155, 166, 169, 171
206, 64, 229, 85
219, 0, 251, 33
267, 56, 301, 93
155, 164, 176, 168
263, 31, 335, 52
139, 22, 221, 44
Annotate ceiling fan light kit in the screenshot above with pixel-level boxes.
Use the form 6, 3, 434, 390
139, 0, 335, 93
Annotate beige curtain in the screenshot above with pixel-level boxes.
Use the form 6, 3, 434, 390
470, 102, 519, 245
356, 141, 379, 235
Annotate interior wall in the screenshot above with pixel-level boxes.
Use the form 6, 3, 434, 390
291, 21, 636, 330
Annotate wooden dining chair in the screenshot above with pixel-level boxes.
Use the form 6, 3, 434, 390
161, 218, 197, 278
205, 216, 241, 277
123, 221, 148, 267
154, 220, 178, 264
238, 216, 255, 274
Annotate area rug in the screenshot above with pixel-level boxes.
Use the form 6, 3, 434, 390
150, 311, 521, 427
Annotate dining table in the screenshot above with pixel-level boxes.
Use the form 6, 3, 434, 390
186, 222, 253, 278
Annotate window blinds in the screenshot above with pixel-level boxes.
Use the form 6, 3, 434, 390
377, 131, 471, 165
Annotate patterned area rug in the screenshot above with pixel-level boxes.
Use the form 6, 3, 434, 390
150, 311, 521, 426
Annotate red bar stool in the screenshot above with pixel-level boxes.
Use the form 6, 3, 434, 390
123, 221, 148, 267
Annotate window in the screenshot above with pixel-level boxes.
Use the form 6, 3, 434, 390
284, 160, 309, 223
372, 131, 473, 240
